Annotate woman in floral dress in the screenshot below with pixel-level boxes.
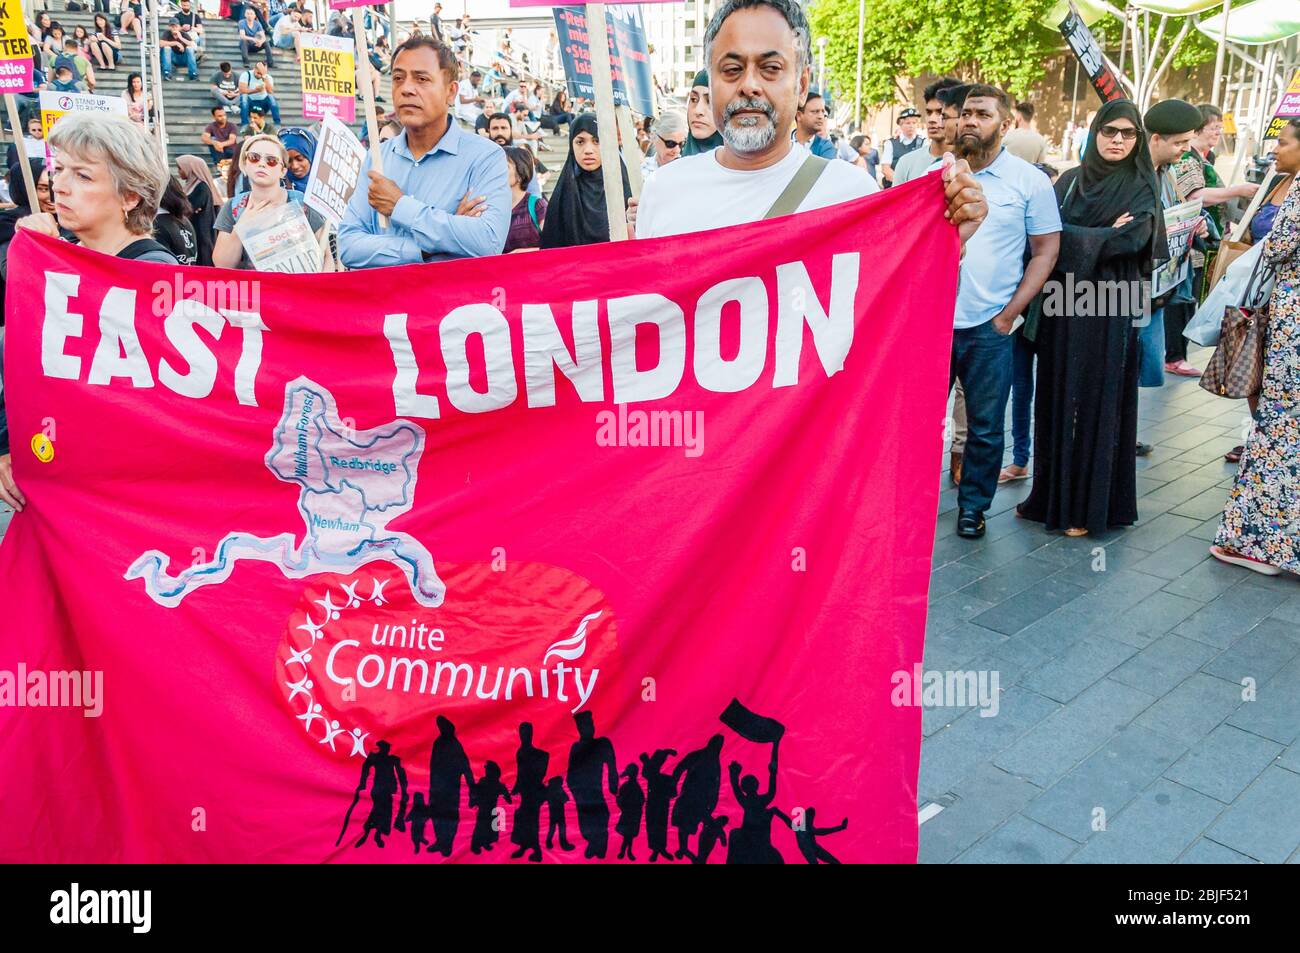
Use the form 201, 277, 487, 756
1212, 171, 1300, 576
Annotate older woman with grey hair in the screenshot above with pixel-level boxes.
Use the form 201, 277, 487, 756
16, 113, 178, 263
642, 109, 688, 180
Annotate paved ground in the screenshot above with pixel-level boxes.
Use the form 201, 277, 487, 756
2, 349, 1296, 863
922, 344, 1300, 864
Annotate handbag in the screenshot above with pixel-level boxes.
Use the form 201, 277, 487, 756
1199, 249, 1274, 399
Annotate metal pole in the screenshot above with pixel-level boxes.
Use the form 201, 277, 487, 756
585, 3, 627, 241
1211, 0, 1231, 109
853, 0, 863, 128
148, 0, 168, 162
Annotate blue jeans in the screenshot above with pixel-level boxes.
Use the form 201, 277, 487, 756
1138, 305, 1165, 388
950, 319, 1015, 513
240, 94, 281, 125
1011, 329, 1034, 467
161, 47, 198, 79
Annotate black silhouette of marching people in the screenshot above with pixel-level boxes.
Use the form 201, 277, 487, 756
338, 700, 848, 863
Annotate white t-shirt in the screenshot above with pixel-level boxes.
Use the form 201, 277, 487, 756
636, 145, 880, 239
456, 81, 482, 123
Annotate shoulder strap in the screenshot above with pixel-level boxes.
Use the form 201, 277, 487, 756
765, 155, 829, 220
526, 193, 540, 228
117, 238, 171, 260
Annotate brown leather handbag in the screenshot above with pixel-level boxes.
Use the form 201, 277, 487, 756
1200, 251, 1273, 399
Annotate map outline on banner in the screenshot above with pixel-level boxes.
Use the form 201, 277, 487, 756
125, 377, 446, 608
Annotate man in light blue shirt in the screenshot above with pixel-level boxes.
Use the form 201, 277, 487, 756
339, 37, 510, 268
949, 85, 1060, 540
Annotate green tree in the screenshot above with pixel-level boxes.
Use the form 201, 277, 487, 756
808, 0, 1061, 119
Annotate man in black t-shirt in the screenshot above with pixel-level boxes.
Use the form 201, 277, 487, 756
176, 0, 205, 60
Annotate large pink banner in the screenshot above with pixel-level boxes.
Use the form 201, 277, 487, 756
0, 176, 957, 863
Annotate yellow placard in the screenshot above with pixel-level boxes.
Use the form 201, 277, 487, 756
299, 33, 356, 121
0, 0, 35, 93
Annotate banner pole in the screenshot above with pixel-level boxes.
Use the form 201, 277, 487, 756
350, 5, 387, 228
584, 3, 627, 241
614, 103, 641, 199
4, 95, 37, 203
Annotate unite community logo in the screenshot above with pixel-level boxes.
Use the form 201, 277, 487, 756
49, 884, 151, 933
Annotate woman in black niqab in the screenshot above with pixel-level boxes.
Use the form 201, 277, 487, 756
540, 113, 632, 250
1017, 99, 1167, 537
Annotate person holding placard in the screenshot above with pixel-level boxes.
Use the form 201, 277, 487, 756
338, 37, 509, 269
213, 134, 326, 271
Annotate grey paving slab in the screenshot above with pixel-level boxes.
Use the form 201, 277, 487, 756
1161, 557, 1246, 603
1270, 593, 1300, 625
967, 637, 1055, 689
1118, 512, 1206, 551
1020, 635, 1137, 704
969, 576, 1087, 637
1134, 673, 1245, 747
1173, 436, 1243, 467
1226, 656, 1300, 746
1177, 838, 1259, 864
1022, 726, 1186, 843
957, 557, 1058, 606
1172, 486, 1239, 522
953, 814, 1078, 864
1187, 516, 1222, 542
1163, 725, 1284, 804
1129, 535, 1214, 581
922, 621, 1008, 674
919, 688, 1060, 800
1135, 458, 1203, 483
1045, 543, 1152, 592
918, 764, 1041, 864
1201, 619, 1300, 687
1100, 591, 1208, 650
1161, 423, 1232, 452
927, 560, 988, 601
925, 590, 996, 638
955, 532, 1052, 573
1174, 584, 1290, 649
993, 678, 1156, 788
1069, 779, 1224, 863
1204, 766, 1300, 864
1279, 743, 1300, 775
1110, 633, 1220, 697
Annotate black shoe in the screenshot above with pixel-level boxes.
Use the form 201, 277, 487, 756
956, 509, 985, 539
1136, 442, 1153, 456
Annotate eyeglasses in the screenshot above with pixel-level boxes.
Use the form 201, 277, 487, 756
244, 151, 282, 168
658, 135, 684, 150
1098, 124, 1138, 141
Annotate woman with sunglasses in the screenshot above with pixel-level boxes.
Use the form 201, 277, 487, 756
641, 110, 686, 181
1017, 100, 1167, 538
213, 134, 326, 270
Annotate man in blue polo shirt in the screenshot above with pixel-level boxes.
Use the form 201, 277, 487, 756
339, 37, 510, 267
950, 84, 1060, 539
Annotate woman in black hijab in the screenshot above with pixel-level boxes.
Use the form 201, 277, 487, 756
682, 69, 724, 156
540, 113, 632, 249
1017, 99, 1168, 537
0, 159, 54, 323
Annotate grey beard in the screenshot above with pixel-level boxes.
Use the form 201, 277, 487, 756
720, 97, 777, 154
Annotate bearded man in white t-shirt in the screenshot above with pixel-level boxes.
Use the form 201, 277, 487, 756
634, 0, 987, 242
